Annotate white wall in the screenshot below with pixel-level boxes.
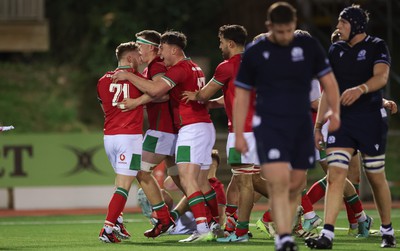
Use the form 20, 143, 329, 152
0, 185, 138, 210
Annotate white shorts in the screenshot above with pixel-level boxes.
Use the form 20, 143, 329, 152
227, 132, 260, 165
315, 120, 329, 161
175, 122, 216, 169
142, 129, 177, 156
104, 134, 142, 176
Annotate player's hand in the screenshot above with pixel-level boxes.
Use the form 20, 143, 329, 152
235, 134, 248, 154
112, 71, 131, 82
117, 98, 138, 112
383, 99, 398, 114
326, 111, 340, 132
340, 87, 363, 106
181, 91, 198, 104
314, 130, 324, 150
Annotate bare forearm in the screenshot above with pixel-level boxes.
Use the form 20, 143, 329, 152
233, 88, 250, 135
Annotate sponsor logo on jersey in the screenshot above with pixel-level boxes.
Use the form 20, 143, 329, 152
120, 154, 126, 161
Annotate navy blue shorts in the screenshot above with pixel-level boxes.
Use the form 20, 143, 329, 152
327, 108, 388, 156
254, 114, 315, 170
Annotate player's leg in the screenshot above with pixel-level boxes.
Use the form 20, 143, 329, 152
99, 135, 141, 243
362, 154, 396, 247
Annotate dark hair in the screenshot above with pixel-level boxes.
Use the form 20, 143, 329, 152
294, 29, 311, 37
135, 30, 161, 45
115, 42, 139, 61
267, 1, 297, 24
160, 30, 187, 50
218, 24, 247, 46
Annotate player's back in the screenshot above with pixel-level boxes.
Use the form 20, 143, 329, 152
97, 68, 144, 135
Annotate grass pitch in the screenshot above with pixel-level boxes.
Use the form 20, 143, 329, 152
0, 209, 398, 251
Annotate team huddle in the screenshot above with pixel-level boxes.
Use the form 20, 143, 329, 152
96, 2, 397, 250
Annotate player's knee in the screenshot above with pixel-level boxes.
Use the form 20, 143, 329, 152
231, 165, 259, 175
167, 165, 179, 176
363, 154, 385, 173
326, 150, 352, 169
141, 161, 157, 172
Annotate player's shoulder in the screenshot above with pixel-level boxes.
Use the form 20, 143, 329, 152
98, 70, 114, 84
364, 35, 386, 46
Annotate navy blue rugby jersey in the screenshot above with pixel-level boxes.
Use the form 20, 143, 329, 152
328, 35, 391, 115
235, 35, 331, 117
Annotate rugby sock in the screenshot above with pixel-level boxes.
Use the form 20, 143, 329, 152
276, 234, 294, 250
188, 191, 209, 233
301, 189, 314, 214
343, 199, 357, 226
381, 223, 394, 236
345, 194, 366, 222
152, 201, 172, 225
262, 208, 273, 222
225, 204, 238, 217
170, 209, 180, 221
205, 203, 213, 224
204, 188, 219, 221
235, 221, 249, 237
306, 177, 327, 204
105, 187, 128, 228
321, 224, 335, 241
353, 183, 360, 195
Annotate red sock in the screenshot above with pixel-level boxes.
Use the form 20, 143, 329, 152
262, 209, 273, 222
105, 187, 128, 225
204, 188, 219, 221
153, 201, 172, 225
235, 221, 249, 237
301, 189, 314, 214
344, 199, 357, 225
188, 191, 207, 225
353, 183, 360, 195
226, 204, 238, 217
345, 194, 364, 221
306, 177, 327, 204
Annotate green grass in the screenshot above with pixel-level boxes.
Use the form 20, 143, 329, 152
0, 210, 398, 251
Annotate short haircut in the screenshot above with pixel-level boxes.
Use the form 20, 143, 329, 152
294, 29, 311, 37
115, 42, 139, 61
218, 24, 247, 46
267, 1, 297, 24
135, 30, 161, 45
160, 30, 187, 50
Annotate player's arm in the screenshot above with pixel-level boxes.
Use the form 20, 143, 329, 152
182, 80, 222, 103
112, 71, 170, 99
207, 95, 225, 109
117, 93, 153, 112
341, 63, 389, 106
149, 75, 170, 102
318, 72, 341, 133
233, 87, 251, 154
383, 98, 398, 114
